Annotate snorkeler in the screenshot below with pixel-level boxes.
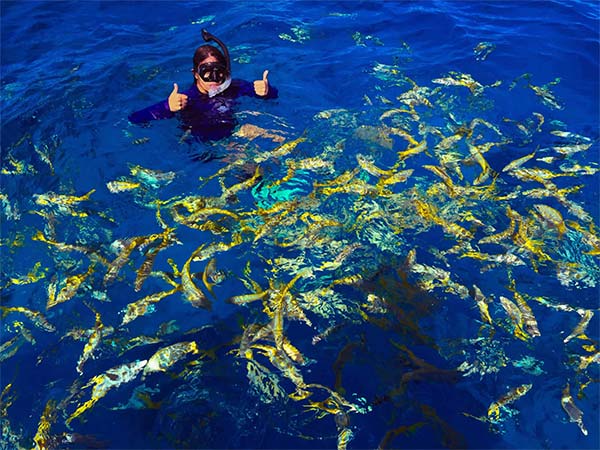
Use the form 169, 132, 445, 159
128, 29, 278, 141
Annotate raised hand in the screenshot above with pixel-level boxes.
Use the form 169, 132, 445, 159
253, 70, 269, 96
168, 83, 188, 112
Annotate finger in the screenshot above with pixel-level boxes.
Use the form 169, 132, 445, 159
253, 81, 265, 95
170, 83, 179, 96
262, 70, 269, 82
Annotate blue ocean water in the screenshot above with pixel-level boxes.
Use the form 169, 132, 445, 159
1, 1, 599, 449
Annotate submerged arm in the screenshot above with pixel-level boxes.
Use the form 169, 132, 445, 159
128, 99, 174, 124
128, 84, 189, 124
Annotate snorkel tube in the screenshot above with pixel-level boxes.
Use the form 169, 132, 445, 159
201, 29, 232, 97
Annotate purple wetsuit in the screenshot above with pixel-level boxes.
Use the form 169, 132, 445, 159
128, 79, 278, 141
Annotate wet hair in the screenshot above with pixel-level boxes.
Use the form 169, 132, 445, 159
193, 45, 227, 73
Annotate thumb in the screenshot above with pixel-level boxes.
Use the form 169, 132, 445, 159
170, 83, 179, 95
262, 70, 269, 83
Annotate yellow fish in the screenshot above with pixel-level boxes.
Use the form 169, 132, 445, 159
502, 150, 536, 172
533, 204, 567, 237
106, 180, 141, 193
34, 188, 95, 207
561, 383, 587, 435
181, 245, 211, 310
487, 384, 532, 422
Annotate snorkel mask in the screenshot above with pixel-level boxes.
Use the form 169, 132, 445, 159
200, 29, 231, 97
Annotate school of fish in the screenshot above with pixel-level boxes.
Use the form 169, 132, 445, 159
1, 55, 598, 449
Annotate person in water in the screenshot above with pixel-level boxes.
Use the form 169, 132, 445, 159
128, 29, 278, 141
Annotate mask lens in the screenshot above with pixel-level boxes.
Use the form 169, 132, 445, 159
198, 63, 227, 83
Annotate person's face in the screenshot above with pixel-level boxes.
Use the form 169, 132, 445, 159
195, 56, 225, 94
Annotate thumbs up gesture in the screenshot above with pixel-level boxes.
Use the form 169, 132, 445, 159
168, 83, 188, 112
253, 70, 270, 96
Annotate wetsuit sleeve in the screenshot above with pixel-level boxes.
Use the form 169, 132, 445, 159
128, 99, 174, 124
263, 85, 278, 99
235, 79, 279, 99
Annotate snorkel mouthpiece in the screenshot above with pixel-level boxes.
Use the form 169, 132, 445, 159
207, 77, 231, 98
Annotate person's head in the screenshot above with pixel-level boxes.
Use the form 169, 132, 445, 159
193, 45, 230, 95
